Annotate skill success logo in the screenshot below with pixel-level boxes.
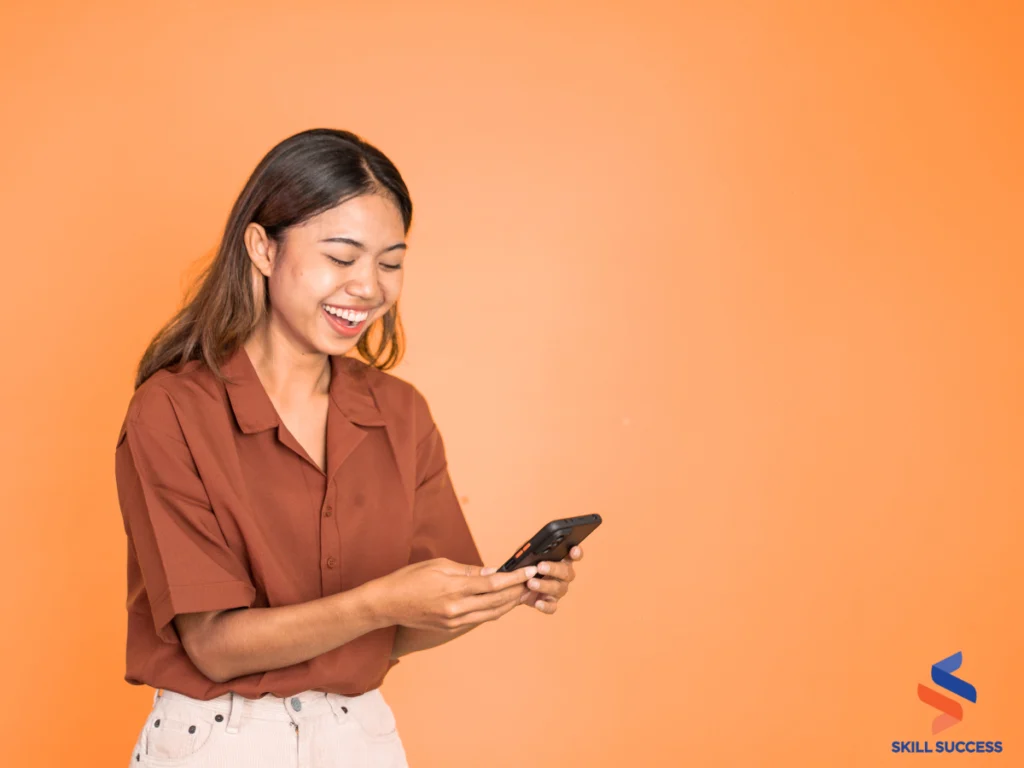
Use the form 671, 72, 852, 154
918, 652, 976, 734
891, 651, 1004, 755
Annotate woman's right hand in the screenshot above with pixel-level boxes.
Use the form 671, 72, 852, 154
371, 558, 537, 631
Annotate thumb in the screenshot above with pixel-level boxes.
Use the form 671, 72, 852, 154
480, 566, 497, 576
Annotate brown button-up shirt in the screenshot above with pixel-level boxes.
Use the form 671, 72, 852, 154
114, 346, 482, 700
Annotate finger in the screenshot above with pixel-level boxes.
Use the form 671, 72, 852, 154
569, 546, 584, 561
447, 562, 510, 579
463, 565, 537, 596
451, 597, 521, 627
525, 575, 568, 598
450, 588, 526, 626
531, 596, 559, 614
453, 583, 528, 616
535, 560, 574, 582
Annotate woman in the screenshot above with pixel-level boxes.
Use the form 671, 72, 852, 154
114, 128, 583, 767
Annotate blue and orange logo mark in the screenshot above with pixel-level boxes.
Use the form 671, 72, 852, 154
917, 652, 977, 734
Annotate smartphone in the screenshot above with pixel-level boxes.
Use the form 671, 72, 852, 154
497, 514, 602, 573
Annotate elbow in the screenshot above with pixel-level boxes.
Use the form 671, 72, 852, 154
175, 614, 237, 684
201, 668, 233, 685
182, 633, 234, 683
195, 655, 233, 684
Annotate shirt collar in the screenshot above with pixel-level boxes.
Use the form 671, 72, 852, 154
328, 355, 387, 427
222, 346, 385, 434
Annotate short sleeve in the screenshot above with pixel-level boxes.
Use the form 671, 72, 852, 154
115, 388, 255, 643
408, 416, 483, 568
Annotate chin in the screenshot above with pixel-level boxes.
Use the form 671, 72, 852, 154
320, 337, 360, 357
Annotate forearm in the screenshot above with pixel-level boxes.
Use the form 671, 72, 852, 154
178, 581, 389, 682
390, 624, 477, 659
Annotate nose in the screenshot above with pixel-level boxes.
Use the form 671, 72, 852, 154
344, 260, 381, 302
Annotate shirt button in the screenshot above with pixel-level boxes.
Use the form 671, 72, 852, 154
326, 556, 337, 568
291, 697, 302, 712
324, 505, 333, 517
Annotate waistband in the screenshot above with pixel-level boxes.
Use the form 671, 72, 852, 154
154, 687, 380, 725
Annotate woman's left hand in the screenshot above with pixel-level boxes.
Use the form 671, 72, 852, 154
518, 546, 583, 614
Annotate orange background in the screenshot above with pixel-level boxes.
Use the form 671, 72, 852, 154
2, 1, 1022, 766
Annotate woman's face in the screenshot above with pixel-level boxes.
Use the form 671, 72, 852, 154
247, 193, 406, 356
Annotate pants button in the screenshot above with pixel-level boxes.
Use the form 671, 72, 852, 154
290, 697, 303, 712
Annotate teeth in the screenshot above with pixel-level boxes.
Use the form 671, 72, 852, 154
324, 306, 369, 322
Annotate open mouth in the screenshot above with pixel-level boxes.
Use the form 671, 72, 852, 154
323, 304, 372, 336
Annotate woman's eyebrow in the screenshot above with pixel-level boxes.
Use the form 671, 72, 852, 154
319, 236, 407, 253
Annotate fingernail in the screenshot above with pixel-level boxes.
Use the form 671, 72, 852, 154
538, 562, 550, 574
525, 566, 538, 578
528, 579, 540, 590
480, 567, 496, 576
535, 600, 546, 610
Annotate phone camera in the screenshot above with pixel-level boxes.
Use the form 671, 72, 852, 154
541, 532, 567, 554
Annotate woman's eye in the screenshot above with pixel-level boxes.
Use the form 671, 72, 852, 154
326, 255, 401, 270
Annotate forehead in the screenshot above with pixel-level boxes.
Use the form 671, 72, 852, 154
299, 193, 405, 241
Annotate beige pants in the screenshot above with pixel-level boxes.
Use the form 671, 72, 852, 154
129, 688, 409, 768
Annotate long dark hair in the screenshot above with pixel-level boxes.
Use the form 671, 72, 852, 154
134, 128, 412, 390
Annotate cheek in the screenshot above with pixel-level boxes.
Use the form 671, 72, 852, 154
267, 265, 330, 322
382, 271, 404, 302
284, 263, 337, 301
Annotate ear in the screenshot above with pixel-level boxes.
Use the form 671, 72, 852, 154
243, 222, 276, 278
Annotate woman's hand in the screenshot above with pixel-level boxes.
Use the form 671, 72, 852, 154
372, 558, 536, 631
518, 546, 583, 614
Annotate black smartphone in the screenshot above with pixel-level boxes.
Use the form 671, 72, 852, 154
497, 514, 602, 573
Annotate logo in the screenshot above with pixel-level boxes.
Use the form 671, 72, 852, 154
917, 651, 977, 734
891, 651, 1003, 755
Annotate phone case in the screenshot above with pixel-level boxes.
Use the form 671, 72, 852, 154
497, 514, 602, 572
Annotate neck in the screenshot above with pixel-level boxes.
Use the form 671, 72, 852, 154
243, 321, 331, 406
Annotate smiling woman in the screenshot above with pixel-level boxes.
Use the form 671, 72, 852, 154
135, 129, 411, 385
115, 128, 585, 768
241, 191, 407, 354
